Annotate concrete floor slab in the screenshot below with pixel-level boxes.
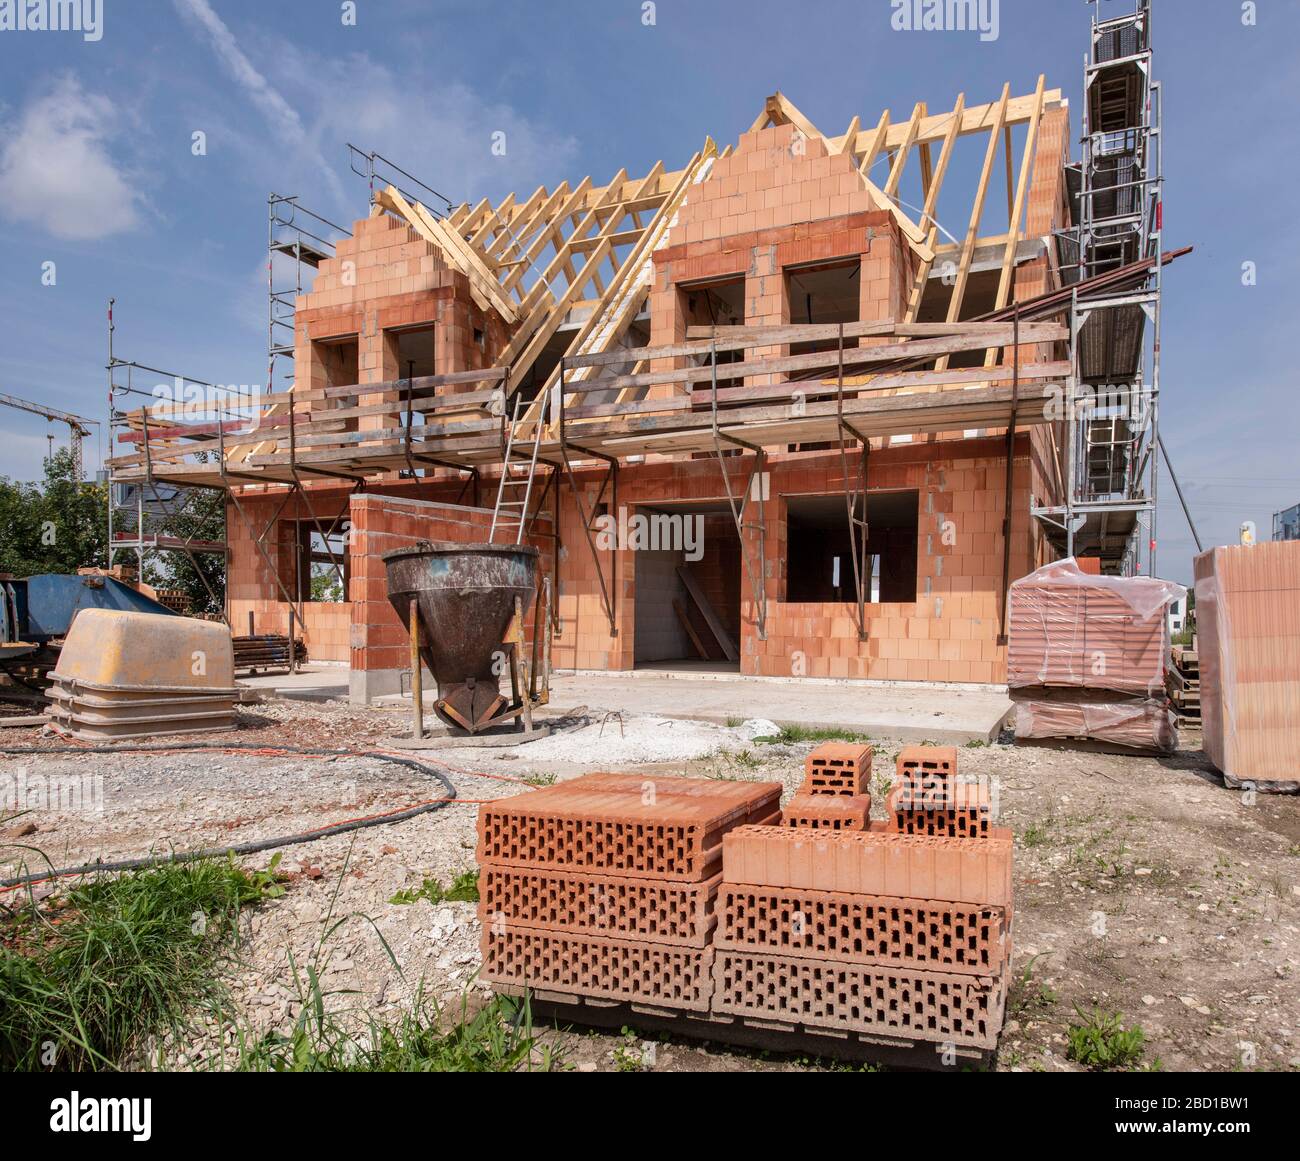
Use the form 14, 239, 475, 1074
238, 666, 349, 702
547, 671, 1012, 744
238, 665, 1011, 743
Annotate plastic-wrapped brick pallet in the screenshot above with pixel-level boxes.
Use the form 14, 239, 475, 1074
1194, 541, 1300, 792
1007, 558, 1184, 753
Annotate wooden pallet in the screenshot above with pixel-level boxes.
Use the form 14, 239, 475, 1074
1169, 642, 1201, 721
499, 987, 991, 1070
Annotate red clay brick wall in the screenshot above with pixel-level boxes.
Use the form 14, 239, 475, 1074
226, 479, 549, 672
227, 487, 353, 661
293, 210, 512, 449
650, 122, 907, 395
551, 438, 1031, 684
691, 513, 742, 639
347, 492, 552, 699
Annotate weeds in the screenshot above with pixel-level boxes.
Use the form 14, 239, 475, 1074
1066, 1006, 1158, 1071
389, 869, 480, 906
612, 1026, 645, 1072
522, 772, 557, 787
752, 725, 871, 745
1021, 819, 1054, 848
1007, 953, 1058, 1020
235, 982, 551, 1072
224, 845, 545, 1073
0, 857, 275, 1071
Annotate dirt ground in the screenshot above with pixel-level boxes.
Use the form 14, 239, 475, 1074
1, 692, 1297, 1073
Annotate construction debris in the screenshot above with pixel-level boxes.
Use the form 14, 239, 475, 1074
1194, 540, 1300, 792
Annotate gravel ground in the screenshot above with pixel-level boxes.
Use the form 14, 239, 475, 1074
1, 695, 1297, 1073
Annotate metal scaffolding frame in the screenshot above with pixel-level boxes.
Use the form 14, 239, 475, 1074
1033, 0, 1163, 576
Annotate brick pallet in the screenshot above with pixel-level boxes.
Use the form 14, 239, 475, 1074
1194, 541, 1300, 792
1167, 646, 1200, 723
479, 746, 1013, 1060
478, 774, 781, 1010
1007, 558, 1184, 754
710, 744, 1011, 1051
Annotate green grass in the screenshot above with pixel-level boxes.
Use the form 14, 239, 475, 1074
1021, 819, 1054, 848
522, 772, 558, 787
1066, 1006, 1159, 1071
389, 869, 480, 906
1006, 953, 1057, 1020
0, 857, 276, 1071
226, 849, 547, 1073
233, 984, 552, 1072
752, 725, 872, 745
612, 1026, 645, 1072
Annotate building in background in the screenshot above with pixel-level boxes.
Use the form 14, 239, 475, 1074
1274, 503, 1300, 542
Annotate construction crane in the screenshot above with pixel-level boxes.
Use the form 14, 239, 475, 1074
0, 392, 97, 480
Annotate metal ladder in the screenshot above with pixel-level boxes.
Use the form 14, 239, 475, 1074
489, 391, 543, 544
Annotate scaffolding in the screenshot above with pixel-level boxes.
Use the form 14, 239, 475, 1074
106, 298, 236, 613
109, 190, 351, 623
268, 195, 350, 397
1035, 0, 1163, 575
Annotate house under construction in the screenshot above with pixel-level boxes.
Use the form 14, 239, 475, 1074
107, 1, 1175, 703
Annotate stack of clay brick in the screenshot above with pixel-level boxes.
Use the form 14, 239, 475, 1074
1194, 540, 1300, 792
477, 773, 780, 1011
1007, 557, 1184, 753
711, 744, 1013, 1052
781, 742, 875, 830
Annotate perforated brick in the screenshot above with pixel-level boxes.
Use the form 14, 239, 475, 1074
716, 885, 1010, 975
477, 774, 781, 881
478, 865, 721, 946
480, 927, 714, 1011
712, 951, 1006, 1048
887, 779, 992, 839
722, 825, 1013, 906
895, 744, 958, 790
782, 793, 871, 831
803, 743, 873, 796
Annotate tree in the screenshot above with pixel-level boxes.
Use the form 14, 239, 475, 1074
141, 486, 226, 617
0, 449, 107, 577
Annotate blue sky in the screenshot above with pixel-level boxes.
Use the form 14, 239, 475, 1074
0, 0, 1296, 584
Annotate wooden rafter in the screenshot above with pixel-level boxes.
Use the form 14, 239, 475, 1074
901, 94, 966, 323
173, 81, 1069, 492
984, 75, 1047, 367
936, 84, 1011, 370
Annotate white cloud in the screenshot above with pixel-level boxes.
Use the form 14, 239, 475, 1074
172, 0, 345, 204
271, 48, 581, 214
0, 75, 142, 241
173, 3, 579, 219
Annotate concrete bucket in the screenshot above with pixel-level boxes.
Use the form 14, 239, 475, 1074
383, 541, 539, 734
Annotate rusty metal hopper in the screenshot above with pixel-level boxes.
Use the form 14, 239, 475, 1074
383, 541, 538, 733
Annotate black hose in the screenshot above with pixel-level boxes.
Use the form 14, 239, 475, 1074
0, 742, 459, 890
